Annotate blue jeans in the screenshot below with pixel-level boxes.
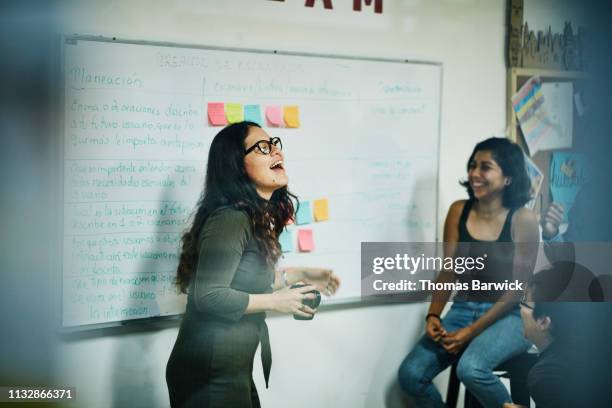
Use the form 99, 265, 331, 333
398, 301, 531, 408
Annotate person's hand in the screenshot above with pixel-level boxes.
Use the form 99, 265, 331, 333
271, 284, 318, 318
503, 403, 526, 408
425, 315, 447, 343
299, 268, 341, 296
442, 326, 475, 354
542, 202, 564, 240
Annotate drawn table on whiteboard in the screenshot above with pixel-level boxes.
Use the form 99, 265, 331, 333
61, 37, 442, 328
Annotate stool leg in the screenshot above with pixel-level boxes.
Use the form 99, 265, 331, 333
446, 363, 460, 408
509, 374, 531, 407
464, 389, 484, 408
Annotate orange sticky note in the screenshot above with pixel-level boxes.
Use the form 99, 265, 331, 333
313, 198, 329, 222
297, 229, 314, 252
225, 103, 244, 124
208, 102, 227, 126
283, 105, 300, 128
266, 106, 283, 127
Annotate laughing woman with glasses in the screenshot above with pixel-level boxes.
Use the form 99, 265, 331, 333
166, 121, 340, 407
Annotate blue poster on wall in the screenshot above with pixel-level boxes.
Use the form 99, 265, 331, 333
550, 152, 587, 221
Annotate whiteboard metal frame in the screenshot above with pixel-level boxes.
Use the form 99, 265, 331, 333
58, 34, 443, 330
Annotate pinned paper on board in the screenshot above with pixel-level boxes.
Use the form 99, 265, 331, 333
225, 103, 244, 124
511, 76, 555, 154
297, 229, 314, 252
523, 153, 544, 210
244, 104, 262, 126
265, 106, 283, 127
283, 106, 300, 128
313, 198, 329, 221
539, 82, 573, 150
295, 201, 312, 225
279, 229, 293, 253
207, 102, 227, 126
550, 152, 586, 221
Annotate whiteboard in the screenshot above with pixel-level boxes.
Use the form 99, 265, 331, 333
61, 36, 441, 328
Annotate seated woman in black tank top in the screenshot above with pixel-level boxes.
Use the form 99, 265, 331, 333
398, 138, 540, 408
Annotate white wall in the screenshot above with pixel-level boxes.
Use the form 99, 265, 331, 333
53, 1, 529, 407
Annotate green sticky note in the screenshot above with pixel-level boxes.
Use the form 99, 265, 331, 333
225, 103, 244, 123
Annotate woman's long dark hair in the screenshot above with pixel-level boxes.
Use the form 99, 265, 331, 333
460, 137, 531, 208
175, 121, 297, 293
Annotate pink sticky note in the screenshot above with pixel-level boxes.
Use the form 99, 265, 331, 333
208, 103, 227, 126
298, 229, 314, 252
266, 106, 283, 127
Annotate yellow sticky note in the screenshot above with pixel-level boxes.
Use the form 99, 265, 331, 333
225, 103, 244, 124
313, 198, 328, 222
283, 105, 300, 128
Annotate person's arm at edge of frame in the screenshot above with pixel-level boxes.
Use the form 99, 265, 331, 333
541, 202, 576, 263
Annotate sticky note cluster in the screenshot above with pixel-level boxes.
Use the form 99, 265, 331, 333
281, 199, 329, 253
266, 106, 300, 128
207, 103, 300, 128
296, 199, 328, 224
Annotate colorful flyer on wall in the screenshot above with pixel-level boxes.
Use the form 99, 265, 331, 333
550, 152, 587, 221
511, 76, 555, 154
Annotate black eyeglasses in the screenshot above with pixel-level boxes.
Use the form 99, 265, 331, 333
245, 137, 282, 155
519, 291, 534, 310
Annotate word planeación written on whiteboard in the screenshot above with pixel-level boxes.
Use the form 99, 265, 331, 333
68, 66, 143, 89
269, 0, 383, 14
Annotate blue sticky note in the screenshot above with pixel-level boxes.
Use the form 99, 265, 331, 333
279, 229, 293, 253
244, 105, 262, 126
295, 201, 312, 225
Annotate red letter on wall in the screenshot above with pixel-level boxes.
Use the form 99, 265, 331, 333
353, 0, 383, 13
305, 0, 333, 9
